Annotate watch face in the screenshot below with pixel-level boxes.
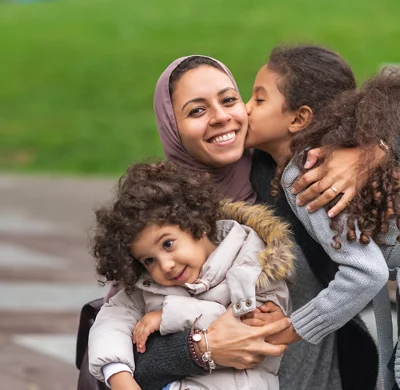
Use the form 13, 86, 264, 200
193, 333, 202, 342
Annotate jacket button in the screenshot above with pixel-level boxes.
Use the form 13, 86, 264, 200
143, 280, 151, 287
235, 302, 241, 310
245, 299, 252, 307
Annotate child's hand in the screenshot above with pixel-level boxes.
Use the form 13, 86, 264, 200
133, 310, 162, 353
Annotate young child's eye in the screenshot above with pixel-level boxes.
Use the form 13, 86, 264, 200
255, 98, 265, 103
163, 240, 173, 250
144, 258, 155, 266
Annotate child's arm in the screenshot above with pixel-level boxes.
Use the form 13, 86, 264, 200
108, 371, 142, 390
88, 288, 145, 382
283, 162, 389, 344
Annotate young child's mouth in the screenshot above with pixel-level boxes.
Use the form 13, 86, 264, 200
172, 266, 187, 281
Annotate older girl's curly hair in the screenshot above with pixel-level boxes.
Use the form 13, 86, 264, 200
92, 161, 223, 293
291, 67, 400, 247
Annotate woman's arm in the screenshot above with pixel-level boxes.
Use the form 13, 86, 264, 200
282, 162, 389, 344
133, 310, 291, 390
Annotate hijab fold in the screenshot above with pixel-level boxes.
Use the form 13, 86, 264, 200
153, 55, 255, 203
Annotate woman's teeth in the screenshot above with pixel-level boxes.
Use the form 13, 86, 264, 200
211, 131, 236, 143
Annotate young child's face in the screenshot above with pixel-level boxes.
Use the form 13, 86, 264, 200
130, 224, 217, 287
245, 65, 296, 151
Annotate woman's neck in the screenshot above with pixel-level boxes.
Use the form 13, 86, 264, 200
256, 138, 292, 166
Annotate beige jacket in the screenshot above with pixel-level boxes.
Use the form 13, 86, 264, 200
89, 202, 294, 390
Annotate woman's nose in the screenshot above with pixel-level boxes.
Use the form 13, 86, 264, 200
209, 106, 231, 126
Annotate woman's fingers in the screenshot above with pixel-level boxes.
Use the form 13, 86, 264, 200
257, 317, 292, 339
304, 148, 322, 169
257, 301, 281, 313
241, 318, 266, 327
327, 188, 356, 218
291, 167, 324, 196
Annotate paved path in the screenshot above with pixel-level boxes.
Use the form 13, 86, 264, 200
0, 174, 115, 390
0, 173, 397, 389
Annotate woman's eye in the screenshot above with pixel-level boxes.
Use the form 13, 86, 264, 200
188, 107, 205, 117
144, 258, 155, 266
222, 96, 237, 105
163, 240, 173, 250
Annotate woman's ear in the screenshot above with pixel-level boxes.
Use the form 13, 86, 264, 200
288, 106, 313, 134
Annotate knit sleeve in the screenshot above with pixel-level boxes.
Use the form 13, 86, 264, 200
133, 329, 205, 390
282, 162, 389, 344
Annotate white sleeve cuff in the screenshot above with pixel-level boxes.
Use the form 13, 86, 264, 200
103, 363, 133, 388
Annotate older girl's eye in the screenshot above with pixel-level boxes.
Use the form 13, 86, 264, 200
188, 107, 205, 117
144, 258, 155, 266
163, 240, 173, 250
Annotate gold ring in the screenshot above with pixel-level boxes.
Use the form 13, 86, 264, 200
330, 186, 338, 195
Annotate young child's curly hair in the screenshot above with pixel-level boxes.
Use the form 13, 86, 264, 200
92, 161, 223, 293
291, 67, 400, 247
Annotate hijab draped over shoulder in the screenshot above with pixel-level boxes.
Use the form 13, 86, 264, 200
153, 55, 255, 203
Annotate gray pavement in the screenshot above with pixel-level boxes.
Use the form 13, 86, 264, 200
0, 173, 397, 390
0, 173, 115, 390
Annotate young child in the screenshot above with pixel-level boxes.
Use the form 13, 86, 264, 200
244, 45, 400, 389
88, 161, 294, 390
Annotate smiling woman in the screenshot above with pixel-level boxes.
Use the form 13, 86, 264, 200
154, 55, 255, 202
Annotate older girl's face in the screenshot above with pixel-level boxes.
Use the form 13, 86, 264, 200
171, 65, 248, 167
245, 65, 295, 156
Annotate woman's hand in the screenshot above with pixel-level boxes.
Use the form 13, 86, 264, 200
291, 148, 367, 217
242, 302, 301, 345
204, 307, 291, 370
241, 301, 285, 327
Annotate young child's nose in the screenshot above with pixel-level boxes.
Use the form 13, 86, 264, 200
160, 258, 175, 273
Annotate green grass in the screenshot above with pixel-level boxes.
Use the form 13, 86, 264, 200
1, 0, 400, 175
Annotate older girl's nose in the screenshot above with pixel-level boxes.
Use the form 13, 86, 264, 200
245, 100, 252, 115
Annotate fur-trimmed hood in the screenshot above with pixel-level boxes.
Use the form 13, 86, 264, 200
219, 200, 295, 287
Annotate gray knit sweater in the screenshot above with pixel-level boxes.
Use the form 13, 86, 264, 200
282, 160, 399, 390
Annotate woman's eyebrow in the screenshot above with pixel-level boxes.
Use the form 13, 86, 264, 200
182, 87, 237, 111
182, 97, 205, 111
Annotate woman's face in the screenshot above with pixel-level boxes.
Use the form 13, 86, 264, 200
171, 65, 248, 167
245, 65, 295, 154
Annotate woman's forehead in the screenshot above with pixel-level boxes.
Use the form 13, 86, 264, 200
174, 65, 235, 98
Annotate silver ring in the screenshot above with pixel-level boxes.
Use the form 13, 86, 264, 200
330, 186, 338, 195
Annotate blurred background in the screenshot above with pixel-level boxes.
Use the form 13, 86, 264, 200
1, 0, 399, 389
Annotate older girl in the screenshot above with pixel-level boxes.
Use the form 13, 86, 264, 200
245, 46, 400, 389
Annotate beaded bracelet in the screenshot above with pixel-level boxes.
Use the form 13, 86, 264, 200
188, 328, 208, 370
188, 316, 209, 370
